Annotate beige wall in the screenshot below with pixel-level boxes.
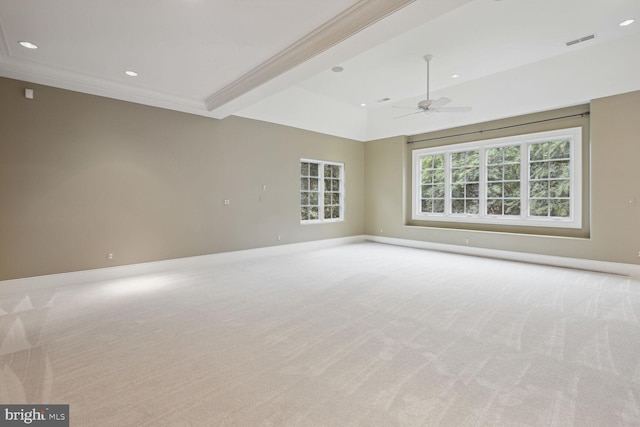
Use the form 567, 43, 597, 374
365, 90, 640, 266
0, 77, 365, 280
2, 75, 639, 281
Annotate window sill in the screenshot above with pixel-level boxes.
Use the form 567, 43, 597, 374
411, 213, 581, 229
301, 219, 344, 225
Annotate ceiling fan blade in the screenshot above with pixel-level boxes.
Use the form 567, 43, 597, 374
428, 97, 452, 110
392, 106, 421, 110
394, 110, 425, 119
433, 106, 472, 113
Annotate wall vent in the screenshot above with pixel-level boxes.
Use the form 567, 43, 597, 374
566, 33, 596, 47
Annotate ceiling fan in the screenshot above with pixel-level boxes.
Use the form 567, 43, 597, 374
395, 54, 472, 118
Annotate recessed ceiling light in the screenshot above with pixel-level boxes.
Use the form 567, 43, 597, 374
451, 74, 460, 79
125, 70, 138, 77
18, 41, 38, 49
360, 103, 366, 107
619, 19, 635, 27
331, 66, 344, 73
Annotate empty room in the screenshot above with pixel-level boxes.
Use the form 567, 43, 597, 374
2, 0, 640, 425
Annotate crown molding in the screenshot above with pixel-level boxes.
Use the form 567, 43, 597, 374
0, 57, 209, 116
0, 14, 208, 116
204, 0, 416, 112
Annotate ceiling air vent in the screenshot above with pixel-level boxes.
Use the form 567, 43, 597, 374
566, 33, 596, 47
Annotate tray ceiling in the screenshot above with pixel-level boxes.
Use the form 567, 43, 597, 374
1, 0, 639, 141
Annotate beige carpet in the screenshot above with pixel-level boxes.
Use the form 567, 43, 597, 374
2, 242, 640, 426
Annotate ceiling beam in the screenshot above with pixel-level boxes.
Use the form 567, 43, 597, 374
205, 0, 415, 112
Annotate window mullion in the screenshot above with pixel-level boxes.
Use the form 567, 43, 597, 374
444, 153, 451, 215
479, 147, 487, 218
415, 155, 422, 218
569, 139, 576, 222
318, 163, 325, 220
521, 143, 528, 221
340, 167, 345, 219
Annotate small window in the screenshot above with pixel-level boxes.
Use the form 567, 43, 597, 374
412, 127, 582, 228
300, 159, 344, 223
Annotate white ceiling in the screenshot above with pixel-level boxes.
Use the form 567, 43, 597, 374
1, 0, 639, 141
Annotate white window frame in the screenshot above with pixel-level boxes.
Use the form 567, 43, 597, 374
412, 127, 582, 229
300, 158, 345, 224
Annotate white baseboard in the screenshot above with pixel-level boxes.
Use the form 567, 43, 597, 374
0, 236, 365, 295
365, 235, 640, 278
4, 234, 637, 295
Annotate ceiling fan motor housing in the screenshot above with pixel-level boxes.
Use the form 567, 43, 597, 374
418, 99, 433, 109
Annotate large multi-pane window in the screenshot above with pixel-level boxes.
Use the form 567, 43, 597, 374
300, 159, 344, 223
412, 127, 582, 228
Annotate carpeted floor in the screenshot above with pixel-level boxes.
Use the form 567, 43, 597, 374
2, 242, 640, 426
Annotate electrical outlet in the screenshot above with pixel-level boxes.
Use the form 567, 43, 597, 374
224, 199, 230, 205
107, 252, 114, 260
465, 238, 470, 245
277, 235, 281, 241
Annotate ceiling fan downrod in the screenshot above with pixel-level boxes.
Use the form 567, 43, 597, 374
423, 54, 433, 99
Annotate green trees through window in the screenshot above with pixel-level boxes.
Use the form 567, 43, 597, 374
487, 145, 521, 216
529, 140, 571, 218
300, 159, 344, 223
420, 154, 445, 213
450, 150, 480, 215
